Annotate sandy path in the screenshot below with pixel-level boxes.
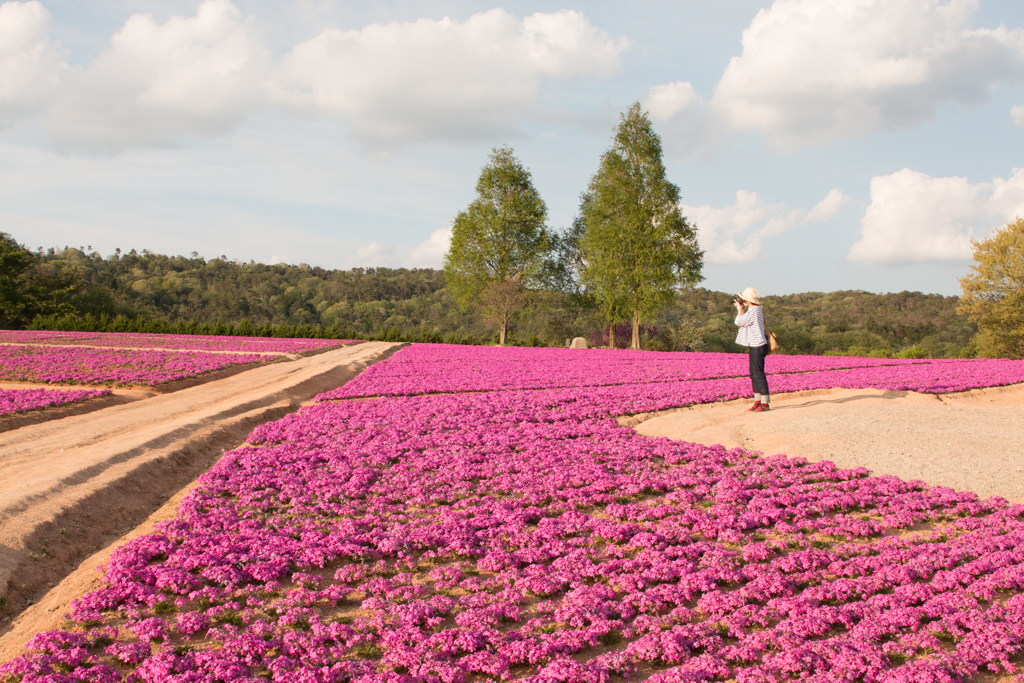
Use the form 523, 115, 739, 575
0, 341, 400, 626
633, 384, 1024, 504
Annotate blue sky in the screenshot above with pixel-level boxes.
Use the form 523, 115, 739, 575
2, 0, 1024, 296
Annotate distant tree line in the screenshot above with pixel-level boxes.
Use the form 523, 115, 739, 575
0, 230, 978, 356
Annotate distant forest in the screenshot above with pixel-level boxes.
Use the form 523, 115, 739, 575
8, 244, 976, 357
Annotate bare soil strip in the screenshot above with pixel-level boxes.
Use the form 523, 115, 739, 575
633, 384, 1024, 504
0, 481, 201, 664
0, 341, 401, 642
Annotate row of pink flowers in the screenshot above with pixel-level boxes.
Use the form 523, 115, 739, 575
326, 345, 980, 399
4, 344, 1023, 683
0, 344, 276, 386
0, 330, 355, 354
0, 387, 111, 417
319, 349, 1024, 411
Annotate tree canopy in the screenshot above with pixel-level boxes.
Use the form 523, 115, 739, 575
443, 146, 550, 344
0, 232, 82, 327
578, 103, 704, 349
958, 216, 1024, 359
0, 238, 973, 355
0, 232, 35, 327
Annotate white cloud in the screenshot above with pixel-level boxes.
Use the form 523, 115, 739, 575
643, 81, 700, 124
0, 0, 66, 127
27, 3, 625, 152
355, 240, 397, 267
684, 188, 850, 264
690, 0, 1024, 149
46, 0, 272, 152
989, 168, 1024, 219
273, 9, 628, 144
1012, 105, 1024, 125
848, 167, 1024, 265
806, 188, 850, 222
406, 227, 452, 268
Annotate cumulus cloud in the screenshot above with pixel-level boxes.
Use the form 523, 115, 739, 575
46, 0, 272, 152
651, 0, 1024, 150
990, 168, 1024, 218
339, 229, 453, 269
274, 9, 627, 144
806, 188, 850, 222
1012, 105, 1024, 125
0, 0, 66, 127
28, 3, 625, 152
355, 240, 397, 267
684, 188, 850, 264
407, 227, 452, 268
643, 81, 700, 123
848, 167, 1024, 265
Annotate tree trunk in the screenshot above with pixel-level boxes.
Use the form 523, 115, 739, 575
607, 322, 615, 349
500, 320, 506, 346
631, 309, 641, 350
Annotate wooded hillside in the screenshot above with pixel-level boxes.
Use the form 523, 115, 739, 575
5, 243, 975, 357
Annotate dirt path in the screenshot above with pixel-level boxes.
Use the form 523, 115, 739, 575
0, 341, 401, 632
633, 384, 1024, 504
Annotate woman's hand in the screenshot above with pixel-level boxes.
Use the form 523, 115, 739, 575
734, 298, 746, 314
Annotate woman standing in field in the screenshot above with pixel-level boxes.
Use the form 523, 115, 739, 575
734, 287, 770, 412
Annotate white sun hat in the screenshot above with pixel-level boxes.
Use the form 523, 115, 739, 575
737, 287, 761, 305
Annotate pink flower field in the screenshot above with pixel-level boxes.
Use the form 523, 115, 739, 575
0, 387, 111, 417
323, 344, 1024, 401
0, 345, 277, 387
5, 344, 1024, 683
0, 331, 355, 355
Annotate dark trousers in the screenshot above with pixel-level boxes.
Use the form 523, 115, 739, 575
748, 344, 769, 397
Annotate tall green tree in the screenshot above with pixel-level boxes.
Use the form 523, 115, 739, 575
958, 216, 1024, 358
578, 102, 704, 349
443, 146, 550, 345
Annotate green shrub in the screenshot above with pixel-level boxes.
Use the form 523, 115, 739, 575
899, 346, 929, 359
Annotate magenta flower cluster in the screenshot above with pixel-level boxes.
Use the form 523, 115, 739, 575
324, 345, 1024, 401
0, 387, 111, 417
4, 344, 1024, 683
328, 345, 935, 398
320, 347, 1024, 412
0, 345, 276, 386
0, 330, 355, 354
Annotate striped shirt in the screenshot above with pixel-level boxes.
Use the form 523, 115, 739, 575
735, 306, 767, 347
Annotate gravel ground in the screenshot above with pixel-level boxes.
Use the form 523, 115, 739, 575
635, 384, 1024, 504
